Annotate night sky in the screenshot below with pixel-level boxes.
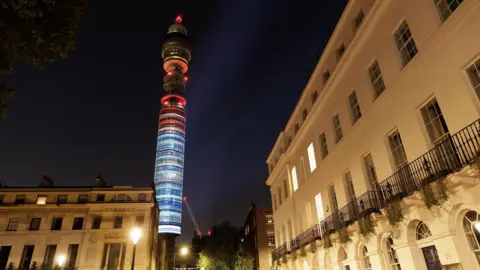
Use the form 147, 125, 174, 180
0, 0, 347, 242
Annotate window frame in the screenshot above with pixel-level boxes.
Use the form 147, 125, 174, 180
369, 60, 386, 98
113, 216, 123, 229
394, 20, 418, 67
319, 132, 329, 159
15, 195, 26, 204
291, 167, 299, 191
349, 91, 362, 124
353, 9, 365, 32
333, 114, 343, 143
57, 195, 68, 204
307, 143, 317, 172
77, 195, 89, 204
336, 43, 346, 61
92, 216, 102, 229
29, 218, 41, 231
463, 210, 480, 264
363, 153, 378, 188
36, 195, 47, 205
434, 0, 464, 22
467, 58, 480, 98
51, 217, 63, 231
72, 217, 84, 230
385, 237, 402, 270
138, 194, 147, 201
7, 218, 20, 231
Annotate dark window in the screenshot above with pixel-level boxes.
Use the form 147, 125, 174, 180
42, 245, 57, 270
66, 244, 79, 269
369, 60, 386, 98
77, 195, 88, 204
92, 216, 102, 229
136, 216, 144, 226
113, 217, 123, 229
19, 245, 35, 270
51, 217, 63, 230
349, 90, 362, 123
420, 98, 450, 145
15, 195, 26, 204
311, 91, 318, 103
0, 195, 4, 204
72, 217, 84, 230
323, 70, 331, 84
101, 243, 126, 270
337, 43, 345, 61
294, 123, 300, 134
29, 218, 41, 231
353, 9, 365, 31
320, 132, 329, 159
57, 195, 68, 204
333, 114, 343, 143
0, 246, 12, 270
435, 0, 463, 21
138, 194, 146, 201
6, 218, 19, 231
302, 109, 308, 121
467, 59, 480, 98
394, 21, 418, 67
96, 194, 105, 202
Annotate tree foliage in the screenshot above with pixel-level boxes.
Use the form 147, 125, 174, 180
0, 0, 87, 119
196, 221, 254, 270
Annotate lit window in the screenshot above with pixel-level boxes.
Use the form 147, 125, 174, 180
319, 133, 329, 159
333, 114, 343, 143
467, 59, 480, 97
266, 216, 273, 223
267, 232, 276, 246
315, 193, 324, 222
435, 0, 463, 21
349, 90, 362, 123
353, 9, 365, 31
36, 195, 47, 205
369, 60, 386, 98
307, 143, 317, 172
394, 21, 418, 67
291, 167, 298, 191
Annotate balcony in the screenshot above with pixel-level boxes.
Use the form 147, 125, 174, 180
272, 119, 480, 263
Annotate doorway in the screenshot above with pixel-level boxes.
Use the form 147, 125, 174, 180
422, 245, 442, 270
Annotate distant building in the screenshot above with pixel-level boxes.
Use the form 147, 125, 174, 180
266, 0, 480, 269
243, 203, 275, 270
0, 175, 160, 270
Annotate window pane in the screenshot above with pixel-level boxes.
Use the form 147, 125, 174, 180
307, 143, 317, 172
291, 167, 299, 191
394, 21, 417, 66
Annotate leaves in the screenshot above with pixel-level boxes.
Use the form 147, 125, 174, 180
385, 200, 403, 226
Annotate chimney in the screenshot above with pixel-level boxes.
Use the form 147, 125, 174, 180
39, 175, 54, 187
96, 173, 106, 186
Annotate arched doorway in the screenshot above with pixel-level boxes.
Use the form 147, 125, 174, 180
415, 221, 441, 270
463, 210, 480, 265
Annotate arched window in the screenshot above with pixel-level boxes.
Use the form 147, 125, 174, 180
385, 237, 402, 270
362, 246, 372, 270
338, 247, 347, 261
463, 210, 480, 264
416, 221, 432, 240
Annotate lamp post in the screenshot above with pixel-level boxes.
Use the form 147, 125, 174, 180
129, 227, 142, 270
173, 246, 189, 270
56, 255, 66, 269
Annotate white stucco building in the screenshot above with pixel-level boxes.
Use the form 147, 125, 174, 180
266, 0, 480, 269
0, 176, 159, 270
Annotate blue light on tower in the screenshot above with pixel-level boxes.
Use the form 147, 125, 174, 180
154, 15, 191, 235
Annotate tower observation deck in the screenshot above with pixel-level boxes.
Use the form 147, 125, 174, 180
154, 15, 192, 235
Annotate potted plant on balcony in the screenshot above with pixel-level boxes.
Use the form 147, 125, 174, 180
385, 200, 403, 226
338, 227, 351, 243
358, 214, 375, 238
323, 233, 332, 248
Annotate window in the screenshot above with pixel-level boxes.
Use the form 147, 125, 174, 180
344, 171, 356, 202
43, 245, 57, 270
302, 109, 308, 121
362, 246, 373, 270
319, 132, 329, 159
369, 60, 386, 98
323, 70, 331, 84
311, 91, 318, 103
19, 245, 35, 270
416, 222, 432, 240
394, 21, 418, 66
113, 217, 123, 229
467, 59, 480, 97
267, 232, 276, 246
420, 98, 450, 145
51, 217, 63, 230
329, 185, 339, 212
435, 0, 463, 21
92, 216, 102, 229
136, 216, 144, 226
283, 179, 289, 199
353, 9, 365, 31
57, 195, 68, 204
300, 157, 307, 181
138, 194, 146, 201
0, 195, 4, 204
463, 210, 480, 264
294, 123, 300, 134
36, 195, 47, 205
364, 154, 378, 188
291, 167, 299, 191
29, 218, 41, 231
333, 114, 343, 142
77, 195, 88, 204
349, 91, 362, 123
337, 43, 345, 61
6, 218, 19, 231
388, 131, 408, 170
72, 217, 84, 230
286, 136, 292, 148
15, 195, 26, 204
100, 243, 126, 270
96, 194, 105, 202
278, 187, 283, 206
315, 193, 324, 222
307, 143, 317, 172
385, 237, 402, 270
266, 215, 274, 224
66, 244, 79, 269
110, 194, 133, 202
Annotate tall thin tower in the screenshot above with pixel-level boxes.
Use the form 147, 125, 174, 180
154, 15, 191, 235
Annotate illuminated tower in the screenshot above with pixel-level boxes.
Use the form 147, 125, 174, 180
154, 15, 191, 235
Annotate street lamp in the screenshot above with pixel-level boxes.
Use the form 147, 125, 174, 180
475, 221, 480, 232
130, 227, 142, 270
173, 246, 189, 270
56, 255, 66, 269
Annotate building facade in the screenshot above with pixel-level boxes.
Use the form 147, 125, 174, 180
266, 0, 480, 269
0, 177, 159, 270
243, 203, 276, 270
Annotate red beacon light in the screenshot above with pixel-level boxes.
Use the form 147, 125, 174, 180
167, 72, 172, 76
175, 15, 183, 24
184, 76, 189, 82
182, 196, 187, 201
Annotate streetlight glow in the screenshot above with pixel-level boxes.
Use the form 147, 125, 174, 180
130, 227, 142, 245
475, 221, 480, 233
56, 255, 66, 267
180, 246, 189, 256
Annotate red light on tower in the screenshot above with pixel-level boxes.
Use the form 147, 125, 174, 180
208, 229, 212, 236
175, 15, 183, 24
184, 76, 189, 82
183, 196, 187, 201
167, 72, 172, 76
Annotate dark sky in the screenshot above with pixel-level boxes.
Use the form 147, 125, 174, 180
0, 0, 346, 242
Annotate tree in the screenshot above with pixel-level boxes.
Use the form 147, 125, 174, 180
0, 0, 87, 119
234, 246, 254, 270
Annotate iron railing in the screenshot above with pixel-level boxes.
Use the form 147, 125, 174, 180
272, 119, 480, 262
